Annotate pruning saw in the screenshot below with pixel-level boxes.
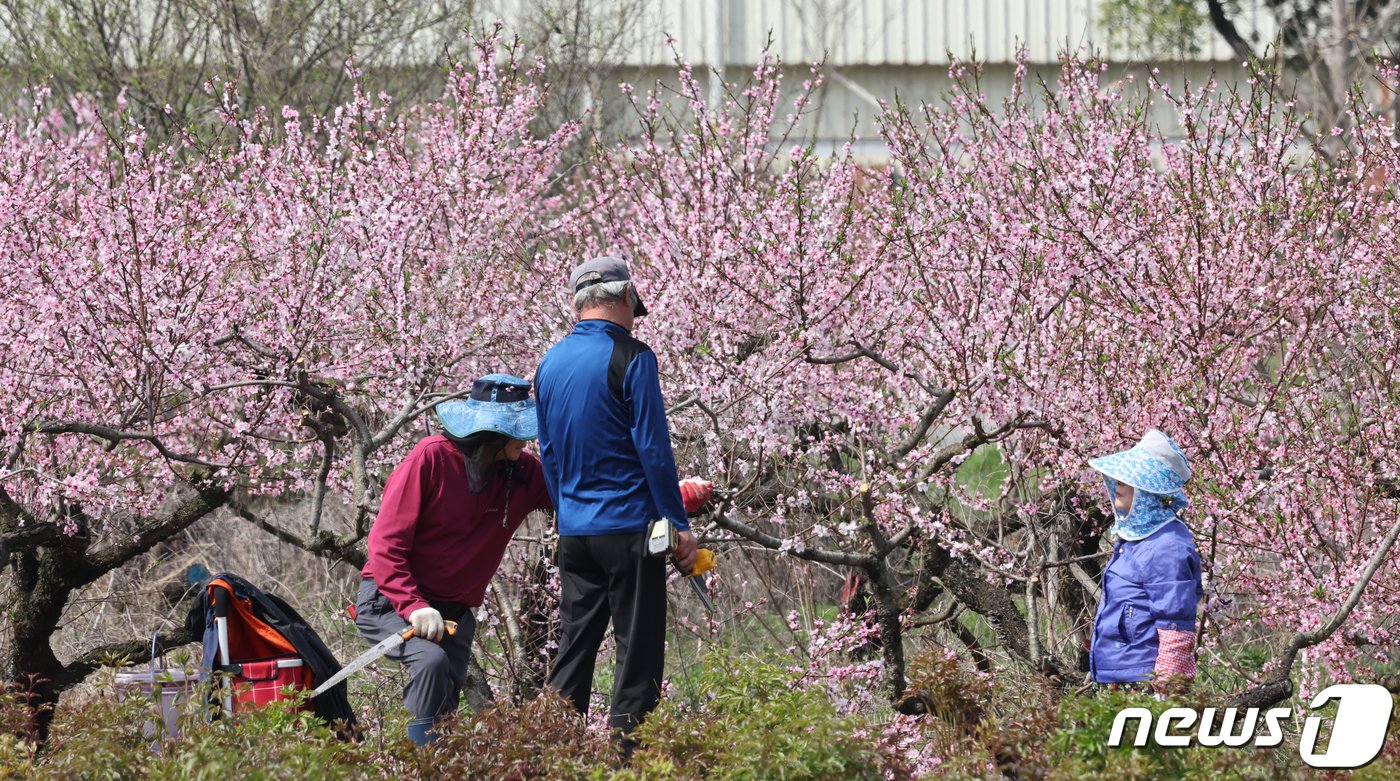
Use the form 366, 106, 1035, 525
310, 620, 458, 698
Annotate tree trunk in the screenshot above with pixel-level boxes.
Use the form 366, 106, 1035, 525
924, 542, 1072, 684
8, 538, 82, 740
2, 482, 228, 742
462, 654, 496, 713
863, 561, 909, 708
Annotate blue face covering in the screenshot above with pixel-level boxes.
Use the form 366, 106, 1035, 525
1104, 477, 1188, 541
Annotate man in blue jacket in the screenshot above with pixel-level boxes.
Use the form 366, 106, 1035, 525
534, 255, 709, 740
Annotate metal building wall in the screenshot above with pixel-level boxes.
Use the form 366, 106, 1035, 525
483, 0, 1273, 67
480, 1, 1275, 151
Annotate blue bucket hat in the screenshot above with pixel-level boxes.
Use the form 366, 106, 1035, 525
435, 374, 537, 442
1088, 429, 1191, 495
1089, 429, 1192, 540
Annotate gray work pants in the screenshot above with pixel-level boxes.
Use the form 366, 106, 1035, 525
354, 579, 477, 721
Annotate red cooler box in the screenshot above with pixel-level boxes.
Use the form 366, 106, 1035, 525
228, 655, 314, 709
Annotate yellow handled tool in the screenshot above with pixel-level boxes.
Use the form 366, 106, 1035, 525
647, 518, 717, 613
688, 548, 716, 577
673, 553, 716, 613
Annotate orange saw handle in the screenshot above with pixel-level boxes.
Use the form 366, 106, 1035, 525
399, 620, 459, 643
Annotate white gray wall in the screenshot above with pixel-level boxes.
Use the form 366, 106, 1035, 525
484, 0, 1275, 154
484, 0, 1276, 66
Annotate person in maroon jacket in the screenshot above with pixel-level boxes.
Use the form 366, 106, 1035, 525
356, 373, 551, 746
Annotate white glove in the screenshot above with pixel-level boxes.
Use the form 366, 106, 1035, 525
408, 607, 444, 642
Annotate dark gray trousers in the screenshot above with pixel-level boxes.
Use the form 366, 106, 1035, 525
547, 532, 667, 733
355, 579, 477, 722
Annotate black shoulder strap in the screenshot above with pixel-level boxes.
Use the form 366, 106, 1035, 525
606, 331, 652, 403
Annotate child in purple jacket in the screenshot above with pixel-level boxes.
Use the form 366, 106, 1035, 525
1088, 429, 1203, 692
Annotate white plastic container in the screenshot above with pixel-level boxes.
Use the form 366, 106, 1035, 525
113, 668, 198, 740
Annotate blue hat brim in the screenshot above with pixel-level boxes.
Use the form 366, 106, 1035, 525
1088, 447, 1186, 495
436, 399, 538, 441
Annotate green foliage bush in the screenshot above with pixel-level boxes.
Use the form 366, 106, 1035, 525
897, 647, 1046, 779
5, 655, 905, 780
0, 685, 42, 775
28, 684, 164, 779
406, 691, 616, 779
27, 681, 370, 781
620, 650, 907, 781
1039, 690, 1333, 781
8, 659, 1400, 780
148, 700, 369, 781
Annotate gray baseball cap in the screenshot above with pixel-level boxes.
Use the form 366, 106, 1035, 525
569, 255, 648, 317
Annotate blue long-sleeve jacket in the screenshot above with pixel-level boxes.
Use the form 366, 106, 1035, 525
534, 319, 690, 536
1090, 519, 1202, 683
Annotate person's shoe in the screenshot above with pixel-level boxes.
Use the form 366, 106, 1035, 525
407, 717, 436, 746
612, 729, 639, 765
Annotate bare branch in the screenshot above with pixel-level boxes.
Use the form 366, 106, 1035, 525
373, 385, 475, 450
888, 389, 955, 462
906, 599, 959, 629
858, 483, 894, 557
924, 540, 1071, 682
3, 428, 26, 471
916, 414, 1046, 482
212, 326, 283, 360
82, 480, 230, 581
887, 520, 918, 550
293, 380, 377, 514
0, 524, 63, 561
1231, 510, 1400, 708
804, 342, 940, 395
0, 482, 38, 530
712, 506, 876, 569
203, 379, 301, 393
307, 428, 335, 536
34, 421, 228, 469
1040, 550, 1111, 570
228, 499, 367, 568
54, 628, 196, 691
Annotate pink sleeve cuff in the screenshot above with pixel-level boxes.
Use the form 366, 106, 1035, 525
1154, 628, 1197, 680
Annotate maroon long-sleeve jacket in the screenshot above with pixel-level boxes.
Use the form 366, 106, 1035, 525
362, 435, 551, 619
